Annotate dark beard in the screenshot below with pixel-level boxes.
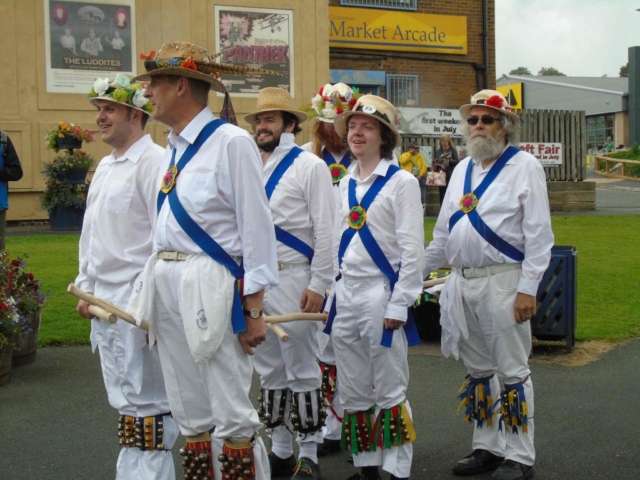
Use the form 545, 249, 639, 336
255, 130, 282, 153
315, 123, 345, 155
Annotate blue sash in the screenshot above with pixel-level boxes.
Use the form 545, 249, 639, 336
264, 146, 314, 262
322, 149, 351, 168
157, 119, 247, 334
324, 165, 421, 347
448, 146, 524, 262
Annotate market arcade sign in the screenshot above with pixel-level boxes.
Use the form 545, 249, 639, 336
329, 6, 467, 55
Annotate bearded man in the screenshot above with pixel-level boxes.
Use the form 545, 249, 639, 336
246, 87, 335, 480
423, 90, 554, 480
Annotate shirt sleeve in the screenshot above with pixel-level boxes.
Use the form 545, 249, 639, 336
0, 136, 24, 182
227, 135, 279, 295
385, 175, 425, 321
324, 178, 347, 312
517, 161, 554, 295
305, 160, 336, 296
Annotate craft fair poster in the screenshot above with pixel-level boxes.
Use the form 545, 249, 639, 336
45, 0, 136, 94
215, 6, 293, 96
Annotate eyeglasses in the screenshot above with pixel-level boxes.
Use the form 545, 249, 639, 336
466, 115, 500, 126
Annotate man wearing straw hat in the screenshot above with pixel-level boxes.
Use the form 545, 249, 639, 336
130, 42, 280, 480
300, 82, 358, 459
423, 90, 554, 480
323, 95, 424, 480
75, 73, 179, 480
245, 87, 334, 480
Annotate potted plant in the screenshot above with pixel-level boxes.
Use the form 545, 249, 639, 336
5, 255, 48, 366
0, 253, 21, 386
47, 150, 94, 184
45, 121, 95, 153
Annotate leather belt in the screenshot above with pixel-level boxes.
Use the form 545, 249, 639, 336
277, 261, 309, 271
455, 263, 521, 279
158, 251, 189, 261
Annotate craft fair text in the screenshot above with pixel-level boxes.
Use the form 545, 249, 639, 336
330, 21, 447, 43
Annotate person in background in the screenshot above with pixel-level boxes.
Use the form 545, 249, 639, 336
0, 131, 24, 250
434, 134, 459, 205
605, 136, 615, 152
399, 142, 427, 206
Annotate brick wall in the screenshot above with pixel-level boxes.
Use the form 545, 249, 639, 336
328, 0, 496, 109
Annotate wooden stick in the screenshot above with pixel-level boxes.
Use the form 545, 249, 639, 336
423, 277, 448, 288
88, 305, 117, 324
67, 284, 149, 331
264, 313, 327, 324
267, 323, 289, 342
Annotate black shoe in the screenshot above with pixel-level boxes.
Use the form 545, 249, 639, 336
269, 452, 296, 477
317, 438, 342, 457
452, 449, 505, 475
390, 476, 409, 480
291, 457, 321, 479
491, 460, 534, 480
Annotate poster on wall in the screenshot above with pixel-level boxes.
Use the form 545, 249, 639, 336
214, 6, 293, 96
44, 0, 136, 94
397, 107, 463, 138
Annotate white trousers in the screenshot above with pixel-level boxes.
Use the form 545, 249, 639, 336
317, 321, 344, 440
332, 275, 413, 478
255, 266, 323, 444
151, 260, 270, 479
92, 281, 178, 480
457, 268, 535, 466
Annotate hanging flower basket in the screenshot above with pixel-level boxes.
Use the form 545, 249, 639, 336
56, 134, 83, 151
56, 167, 89, 184
49, 207, 85, 231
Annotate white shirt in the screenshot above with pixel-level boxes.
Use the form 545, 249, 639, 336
423, 145, 554, 296
76, 135, 163, 292
110, 37, 125, 50
330, 160, 424, 321
264, 134, 335, 296
154, 107, 278, 296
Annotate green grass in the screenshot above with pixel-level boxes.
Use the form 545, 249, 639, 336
7, 216, 640, 346
6, 234, 88, 346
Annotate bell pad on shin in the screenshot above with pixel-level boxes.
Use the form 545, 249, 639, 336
117, 414, 168, 451
180, 440, 214, 480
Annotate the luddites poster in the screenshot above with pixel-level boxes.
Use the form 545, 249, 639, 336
215, 6, 293, 96
45, 0, 136, 94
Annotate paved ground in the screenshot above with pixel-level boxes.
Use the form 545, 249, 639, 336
1, 340, 639, 480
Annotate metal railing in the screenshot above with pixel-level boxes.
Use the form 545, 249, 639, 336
339, 0, 417, 11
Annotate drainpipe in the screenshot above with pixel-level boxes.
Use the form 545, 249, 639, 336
483, 0, 489, 89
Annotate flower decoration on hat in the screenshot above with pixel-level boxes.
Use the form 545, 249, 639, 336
485, 94, 513, 113
302, 83, 361, 123
88, 74, 153, 115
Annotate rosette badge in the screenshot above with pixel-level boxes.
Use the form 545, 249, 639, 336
87, 74, 154, 117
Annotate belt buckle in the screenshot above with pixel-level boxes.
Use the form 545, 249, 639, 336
277, 262, 284, 271
462, 267, 472, 279
164, 251, 178, 261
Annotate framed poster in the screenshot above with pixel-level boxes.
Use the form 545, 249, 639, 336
44, 0, 136, 94
214, 5, 293, 96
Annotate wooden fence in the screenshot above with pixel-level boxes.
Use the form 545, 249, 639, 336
401, 109, 587, 181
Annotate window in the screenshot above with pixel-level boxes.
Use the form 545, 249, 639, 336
586, 114, 614, 151
386, 74, 418, 107
339, 0, 417, 11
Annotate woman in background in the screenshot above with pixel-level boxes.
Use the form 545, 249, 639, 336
433, 134, 459, 205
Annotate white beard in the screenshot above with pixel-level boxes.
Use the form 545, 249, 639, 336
465, 131, 505, 162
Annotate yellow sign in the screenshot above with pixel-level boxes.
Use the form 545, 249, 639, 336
329, 6, 467, 55
497, 83, 524, 110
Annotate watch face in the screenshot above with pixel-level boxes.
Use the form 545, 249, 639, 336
251, 309, 261, 318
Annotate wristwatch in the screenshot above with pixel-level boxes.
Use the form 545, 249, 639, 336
242, 308, 263, 319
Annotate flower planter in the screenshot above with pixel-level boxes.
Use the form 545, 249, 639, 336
12, 310, 41, 367
49, 207, 85, 231
0, 342, 13, 387
56, 135, 83, 151
56, 168, 89, 185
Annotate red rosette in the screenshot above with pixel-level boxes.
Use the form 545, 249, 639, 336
485, 95, 504, 109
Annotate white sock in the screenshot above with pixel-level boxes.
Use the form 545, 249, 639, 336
271, 425, 294, 459
298, 441, 318, 464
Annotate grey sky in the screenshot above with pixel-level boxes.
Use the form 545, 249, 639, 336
496, 0, 639, 78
